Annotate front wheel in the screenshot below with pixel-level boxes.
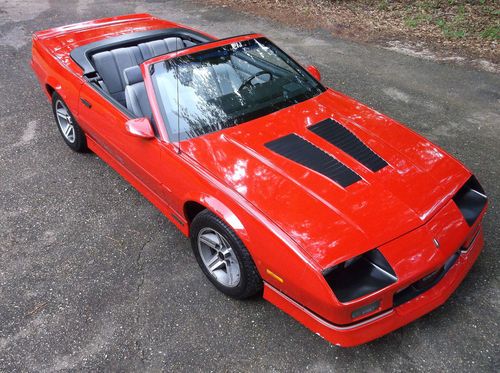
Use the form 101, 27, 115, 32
52, 92, 87, 152
190, 210, 263, 299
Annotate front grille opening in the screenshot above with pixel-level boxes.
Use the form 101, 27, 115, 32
393, 251, 460, 307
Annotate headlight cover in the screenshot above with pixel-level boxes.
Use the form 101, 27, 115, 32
323, 249, 397, 303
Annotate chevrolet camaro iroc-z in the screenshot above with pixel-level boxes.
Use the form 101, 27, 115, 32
31, 13, 488, 346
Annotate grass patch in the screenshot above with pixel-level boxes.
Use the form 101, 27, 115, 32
481, 25, 500, 39
402, 1, 485, 39
405, 14, 433, 28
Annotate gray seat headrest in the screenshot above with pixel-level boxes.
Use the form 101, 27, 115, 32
123, 66, 143, 86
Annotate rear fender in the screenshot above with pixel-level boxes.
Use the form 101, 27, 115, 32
46, 77, 62, 98
31, 37, 82, 112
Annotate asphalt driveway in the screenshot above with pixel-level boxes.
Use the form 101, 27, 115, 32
0, 0, 498, 371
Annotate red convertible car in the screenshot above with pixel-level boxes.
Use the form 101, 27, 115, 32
31, 14, 487, 347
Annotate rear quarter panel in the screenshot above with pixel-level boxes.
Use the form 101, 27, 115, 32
31, 34, 83, 115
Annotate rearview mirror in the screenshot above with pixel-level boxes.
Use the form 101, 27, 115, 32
125, 118, 155, 139
306, 65, 321, 81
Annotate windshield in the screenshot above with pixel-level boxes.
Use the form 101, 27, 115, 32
151, 37, 325, 141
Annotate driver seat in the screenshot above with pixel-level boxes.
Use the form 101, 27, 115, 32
123, 66, 153, 120
212, 63, 242, 95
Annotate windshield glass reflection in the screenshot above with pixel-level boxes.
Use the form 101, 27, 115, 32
151, 37, 325, 141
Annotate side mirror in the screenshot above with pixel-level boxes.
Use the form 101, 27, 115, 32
125, 118, 155, 139
306, 65, 321, 81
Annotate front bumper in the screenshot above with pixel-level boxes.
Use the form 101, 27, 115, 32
263, 226, 484, 347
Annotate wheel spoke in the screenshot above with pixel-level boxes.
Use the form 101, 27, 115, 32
206, 253, 219, 268
64, 125, 73, 138
199, 234, 219, 250
216, 232, 229, 249
56, 111, 67, 120
208, 258, 225, 272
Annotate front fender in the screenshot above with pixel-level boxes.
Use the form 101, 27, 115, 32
197, 194, 248, 241
183, 192, 339, 321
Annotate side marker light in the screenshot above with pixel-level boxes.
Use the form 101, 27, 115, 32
266, 269, 284, 283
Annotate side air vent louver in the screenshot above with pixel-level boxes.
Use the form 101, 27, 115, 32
453, 175, 487, 226
265, 134, 361, 187
309, 119, 387, 172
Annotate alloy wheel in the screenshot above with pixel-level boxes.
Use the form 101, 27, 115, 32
55, 99, 76, 143
197, 227, 241, 287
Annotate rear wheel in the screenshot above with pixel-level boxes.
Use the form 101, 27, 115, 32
52, 92, 87, 152
190, 210, 263, 299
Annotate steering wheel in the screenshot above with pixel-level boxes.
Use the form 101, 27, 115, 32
238, 71, 273, 92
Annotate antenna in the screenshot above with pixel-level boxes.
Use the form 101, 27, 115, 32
175, 37, 181, 154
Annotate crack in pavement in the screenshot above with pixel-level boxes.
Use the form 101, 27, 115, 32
133, 236, 153, 368
136, 237, 150, 295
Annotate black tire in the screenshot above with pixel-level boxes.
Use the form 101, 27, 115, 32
190, 210, 263, 299
51, 92, 87, 152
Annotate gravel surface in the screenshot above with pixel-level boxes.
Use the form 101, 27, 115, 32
0, 0, 498, 371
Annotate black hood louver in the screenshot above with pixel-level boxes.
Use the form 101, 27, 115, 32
265, 134, 361, 187
309, 119, 387, 172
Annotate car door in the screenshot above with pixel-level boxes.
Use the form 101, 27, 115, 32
77, 83, 167, 201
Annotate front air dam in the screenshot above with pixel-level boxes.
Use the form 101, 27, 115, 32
263, 227, 484, 347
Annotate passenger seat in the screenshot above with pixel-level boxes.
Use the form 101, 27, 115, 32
92, 37, 187, 106
93, 46, 143, 105
123, 66, 152, 120
138, 38, 186, 60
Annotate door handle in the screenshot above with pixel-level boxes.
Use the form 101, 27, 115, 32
80, 98, 92, 108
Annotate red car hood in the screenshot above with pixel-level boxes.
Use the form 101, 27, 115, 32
182, 89, 470, 269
